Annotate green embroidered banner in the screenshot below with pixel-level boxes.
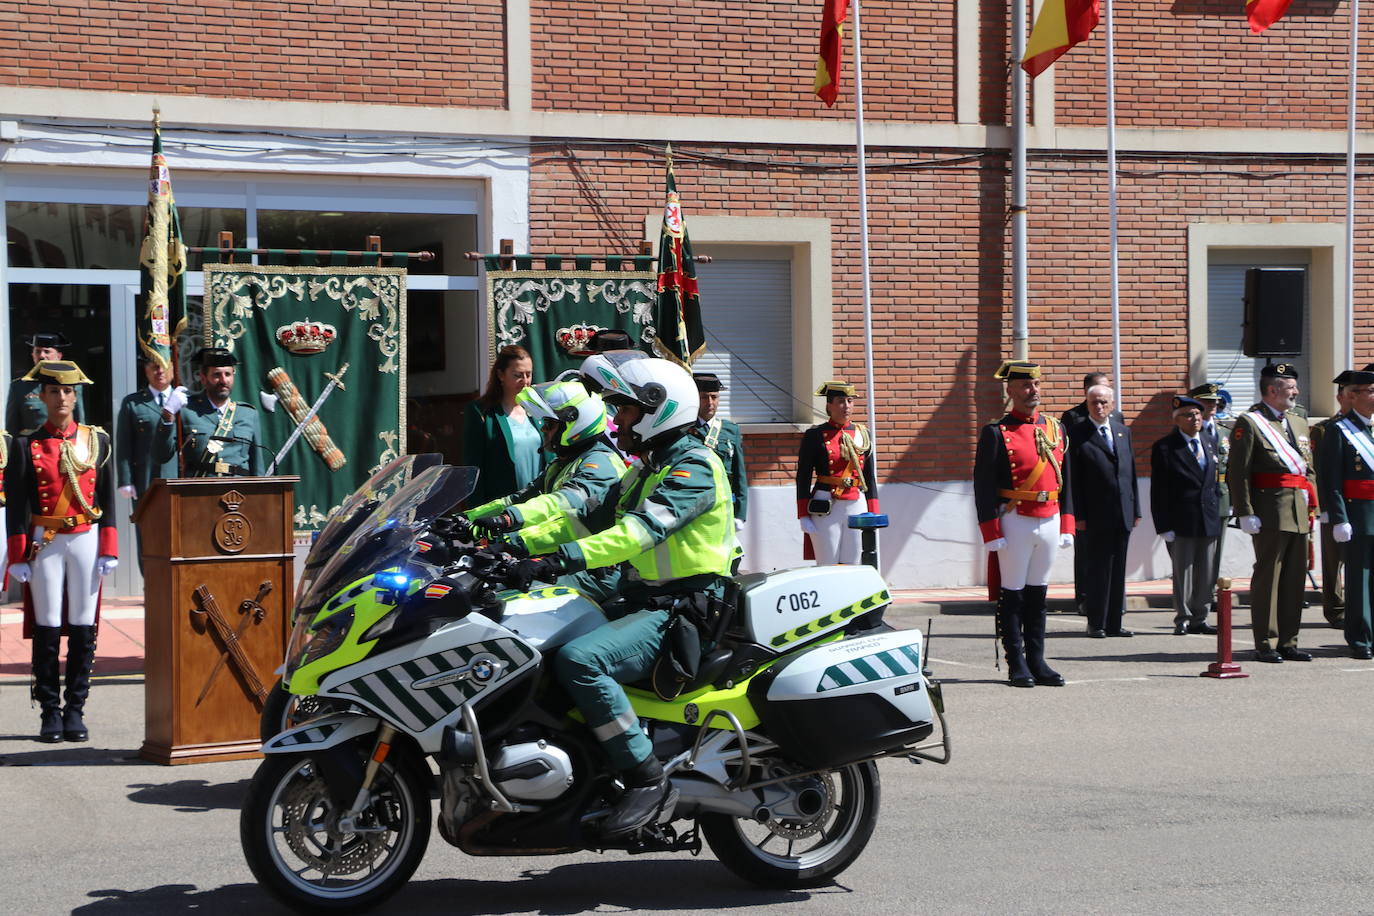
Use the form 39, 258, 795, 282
486, 269, 657, 380
203, 263, 407, 532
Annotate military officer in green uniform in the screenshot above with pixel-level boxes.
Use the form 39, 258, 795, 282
503, 354, 734, 838
116, 356, 180, 569
157, 348, 264, 477
1228, 363, 1317, 663
691, 372, 748, 528
1317, 369, 1374, 658
6, 332, 85, 436
1191, 382, 1232, 615
1310, 372, 1354, 629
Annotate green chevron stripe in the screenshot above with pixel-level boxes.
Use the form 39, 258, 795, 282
769, 588, 891, 648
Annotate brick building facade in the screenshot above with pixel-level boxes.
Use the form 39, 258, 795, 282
1, 0, 1367, 588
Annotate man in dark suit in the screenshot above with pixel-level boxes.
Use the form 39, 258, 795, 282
1190, 382, 1232, 611
1151, 396, 1222, 635
115, 356, 179, 570
1062, 371, 1114, 614
1317, 369, 1374, 659
1068, 384, 1140, 637
1310, 372, 1354, 629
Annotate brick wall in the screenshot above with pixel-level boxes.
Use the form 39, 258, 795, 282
530, 0, 955, 121
531, 142, 1374, 487
0, 0, 506, 107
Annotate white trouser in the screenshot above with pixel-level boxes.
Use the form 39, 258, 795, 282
996, 511, 1059, 590
810, 497, 867, 565
30, 526, 100, 627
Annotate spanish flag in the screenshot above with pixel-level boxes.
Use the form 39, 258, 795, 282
814, 0, 850, 106
1021, 0, 1101, 77
1245, 0, 1293, 33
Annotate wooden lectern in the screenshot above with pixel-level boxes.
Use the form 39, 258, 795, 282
134, 476, 299, 765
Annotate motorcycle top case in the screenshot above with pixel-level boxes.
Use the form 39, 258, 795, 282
750, 628, 935, 770
736, 565, 891, 651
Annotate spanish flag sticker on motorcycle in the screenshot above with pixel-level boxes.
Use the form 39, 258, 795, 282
424, 583, 452, 599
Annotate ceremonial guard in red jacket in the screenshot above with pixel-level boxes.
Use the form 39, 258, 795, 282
796, 380, 880, 564
5, 361, 118, 742
973, 361, 1075, 688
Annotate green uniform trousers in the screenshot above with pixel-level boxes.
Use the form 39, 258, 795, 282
555, 607, 671, 771
1344, 534, 1374, 652
1249, 528, 1307, 652
1321, 520, 1346, 626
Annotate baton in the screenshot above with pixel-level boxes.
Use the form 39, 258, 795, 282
266, 362, 349, 475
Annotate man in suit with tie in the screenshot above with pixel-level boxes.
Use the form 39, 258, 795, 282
1190, 382, 1232, 613
1063, 371, 1112, 615
1309, 372, 1354, 629
115, 356, 179, 569
1151, 396, 1222, 635
1228, 362, 1317, 663
1068, 384, 1140, 637
1316, 369, 1374, 659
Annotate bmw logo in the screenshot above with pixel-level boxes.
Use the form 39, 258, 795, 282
468, 654, 500, 684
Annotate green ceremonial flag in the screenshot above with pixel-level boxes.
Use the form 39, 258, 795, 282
653, 148, 705, 368
204, 264, 407, 531
138, 110, 187, 375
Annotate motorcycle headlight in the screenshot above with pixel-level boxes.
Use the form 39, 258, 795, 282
287, 607, 356, 677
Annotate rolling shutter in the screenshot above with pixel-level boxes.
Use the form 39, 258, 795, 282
1206, 263, 1309, 413
693, 257, 793, 423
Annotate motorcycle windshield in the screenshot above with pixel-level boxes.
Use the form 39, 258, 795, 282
296, 464, 478, 618
303, 453, 446, 574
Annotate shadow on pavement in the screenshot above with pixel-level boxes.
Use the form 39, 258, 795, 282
73, 859, 833, 914
127, 778, 250, 812
0, 745, 145, 766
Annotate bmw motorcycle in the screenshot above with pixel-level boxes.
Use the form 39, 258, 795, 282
241, 457, 950, 912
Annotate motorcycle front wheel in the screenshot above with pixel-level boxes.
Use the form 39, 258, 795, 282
240, 749, 431, 913
701, 759, 880, 889
260, 679, 342, 744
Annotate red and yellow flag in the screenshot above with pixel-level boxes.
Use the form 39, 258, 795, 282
1245, 0, 1293, 33
814, 0, 850, 106
1021, 0, 1101, 77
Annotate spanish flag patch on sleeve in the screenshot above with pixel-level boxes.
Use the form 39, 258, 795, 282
671, 469, 693, 478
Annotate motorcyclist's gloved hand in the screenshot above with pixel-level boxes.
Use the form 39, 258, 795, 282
507, 555, 568, 592
433, 513, 475, 543
475, 511, 518, 535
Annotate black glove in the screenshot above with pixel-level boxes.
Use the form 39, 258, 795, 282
432, 513, 475, 543
506, 555, 567, 592
475, 511, 517, 535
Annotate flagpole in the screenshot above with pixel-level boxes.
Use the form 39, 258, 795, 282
1346, 0, 1359, 369
851, 0, 879, 461
1012, 0, 1029, 362
1105, 0, 1122, 405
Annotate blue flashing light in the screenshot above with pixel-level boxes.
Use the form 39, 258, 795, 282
848, 513, 890, 530
375, 572, 410, 589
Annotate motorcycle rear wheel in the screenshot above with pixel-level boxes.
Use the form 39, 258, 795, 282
701, 759, 880, 889
240, 750, 431, 913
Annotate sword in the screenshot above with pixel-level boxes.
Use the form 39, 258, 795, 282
191, 584, 271, 707
195, 580, 272, 706
266, 362, 349, 475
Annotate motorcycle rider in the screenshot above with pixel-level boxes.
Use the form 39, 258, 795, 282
503, 354, 735, 837
466, 378, 628, 601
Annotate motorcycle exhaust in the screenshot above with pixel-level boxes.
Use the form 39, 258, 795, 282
670, 776, 758, 819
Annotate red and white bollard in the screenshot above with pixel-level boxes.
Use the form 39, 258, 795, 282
1201, 577, 1248, 679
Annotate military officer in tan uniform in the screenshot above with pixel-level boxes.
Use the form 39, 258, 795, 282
1228, 363, 1317, 663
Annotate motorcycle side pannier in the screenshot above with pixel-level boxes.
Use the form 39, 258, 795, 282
748, 629, 935, 770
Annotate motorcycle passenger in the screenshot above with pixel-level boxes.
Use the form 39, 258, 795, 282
466, 379, 627, 601
504, 354, 735, 837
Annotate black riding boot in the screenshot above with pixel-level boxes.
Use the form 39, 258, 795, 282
1022, 585, 1065, 686
31, 626, 63, 742
998, 589, 1035, 688
603, 755, 679, 837
62, 625, 97, 742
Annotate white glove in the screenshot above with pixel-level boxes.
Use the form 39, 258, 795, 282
118, 485, 137, 499
983, 537, 1007, 551
1161, 531, 1176, 544
162, 386, 188, 416
96, 556, 119, 577
1239, 515, 1262, 535
1059, 533, 1074, 548
9, 562, 31, 583
800, 517, 818, 536
734, 518, 745, 532
1334, 522, 1354, 543
1319, 512, 1330, 524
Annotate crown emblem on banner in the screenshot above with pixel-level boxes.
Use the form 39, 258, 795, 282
556, 323, 604, 357
276, 318, 337, 356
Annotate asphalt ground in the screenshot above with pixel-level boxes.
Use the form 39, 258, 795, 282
3, 599, 1373, 915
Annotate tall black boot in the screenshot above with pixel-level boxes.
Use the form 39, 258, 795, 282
1022, 585, 1065, 687
62, 625, 97, 742
998, 589, 1035, 688
31, 626, 63, 742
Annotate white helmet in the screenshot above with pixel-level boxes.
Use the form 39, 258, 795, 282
578, 349, 648, 396
584, 352, 699, 450
516, 379, 608, 448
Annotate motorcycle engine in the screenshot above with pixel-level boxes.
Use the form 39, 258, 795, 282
491, 740, 575, 801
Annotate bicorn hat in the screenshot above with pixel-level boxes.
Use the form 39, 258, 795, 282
815, 380, 857, 398
993, 360, 1041, 381
23, 359, 93, 386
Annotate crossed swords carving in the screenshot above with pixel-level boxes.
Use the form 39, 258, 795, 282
192, 581, 273, 709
